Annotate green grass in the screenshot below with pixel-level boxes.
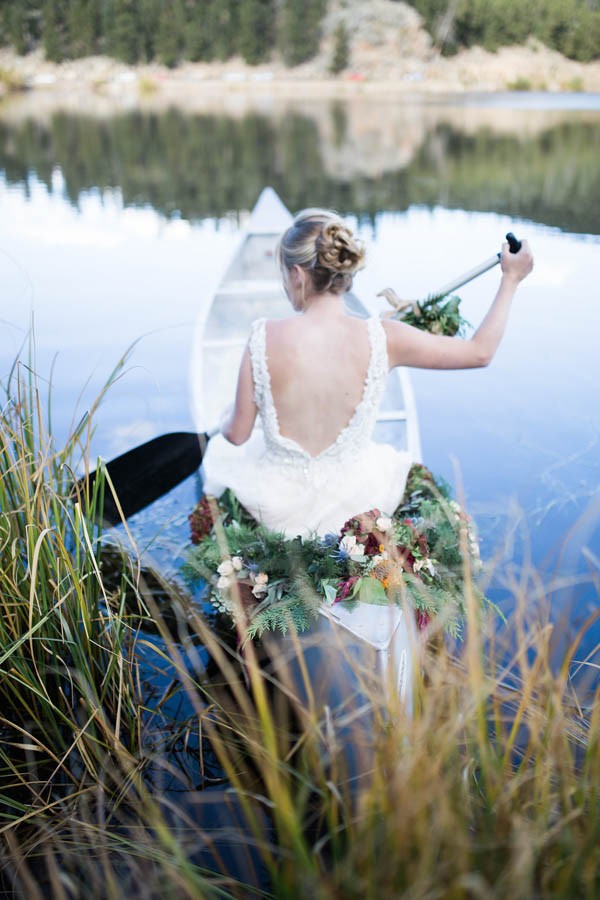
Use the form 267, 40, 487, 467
1, 345, 599, 897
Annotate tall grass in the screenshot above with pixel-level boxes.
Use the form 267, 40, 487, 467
0, 351, 143, 785
1, 347, 599, 897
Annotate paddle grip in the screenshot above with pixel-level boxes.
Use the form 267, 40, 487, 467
496, 232, 522, 262
506, 232, 522, 253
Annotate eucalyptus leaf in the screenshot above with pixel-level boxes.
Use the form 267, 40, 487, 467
322, 582, 338, 606
357, 577, 389, 606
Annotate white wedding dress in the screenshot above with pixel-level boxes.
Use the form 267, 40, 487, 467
202, 315, 412, 536
202, 315, 416, 711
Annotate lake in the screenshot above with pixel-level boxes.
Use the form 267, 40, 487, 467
1, 90, 599, 662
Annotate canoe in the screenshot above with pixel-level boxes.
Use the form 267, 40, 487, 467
191, 187, 422, 708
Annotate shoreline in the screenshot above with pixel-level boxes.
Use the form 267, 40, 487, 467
1, 41, 600, 113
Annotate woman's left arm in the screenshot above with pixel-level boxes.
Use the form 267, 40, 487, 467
221, 346, 258, 445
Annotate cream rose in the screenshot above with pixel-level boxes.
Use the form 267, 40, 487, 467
339, 535, 365, 561
414, 559, 436, 577
252, 573, 269, 598
217, 559, 234, 577
375, 515, 393, 533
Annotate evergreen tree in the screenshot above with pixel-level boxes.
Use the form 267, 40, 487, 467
66, 0, 98, 58
239, 0, 275, 65
182, 0, 208, 61
280, 0, 326, 66
42, 0, 67, 62
205, 0, 239, 61
5, 0, 39, 54
108, 0, 142, 63
155, 0, 185, 66
137, 0, 163, 61
329, 21, 349, 73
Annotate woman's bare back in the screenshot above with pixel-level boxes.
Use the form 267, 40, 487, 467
265, 311, 377, 457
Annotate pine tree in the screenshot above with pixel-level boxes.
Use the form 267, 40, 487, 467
206, 0, 238, 61
42, 0, 67, 62
183, 0, 209, 61
109, 0, 142, 64
155, 0, 185, 67
137, 0, 162, 61
6, 0, 38, 55
66, 0, 99, 58
239, 0, 275, 65
280, 0, 326, 66
329, 21, 349, 73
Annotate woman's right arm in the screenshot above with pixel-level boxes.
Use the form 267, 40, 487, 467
383, 240, 534, 370
220, 345, 257, 445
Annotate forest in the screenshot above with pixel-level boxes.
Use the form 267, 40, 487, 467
0, 0, 599, 67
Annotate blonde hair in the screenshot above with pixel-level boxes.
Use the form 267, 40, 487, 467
277, 208, 365, 297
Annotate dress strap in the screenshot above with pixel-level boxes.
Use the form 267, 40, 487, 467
248, 318, 282, 447
366, 316, 390, 389
248, 317, 268, 411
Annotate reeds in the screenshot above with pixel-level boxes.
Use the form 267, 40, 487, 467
1, 349, 599, 898
0, 351, 144, 782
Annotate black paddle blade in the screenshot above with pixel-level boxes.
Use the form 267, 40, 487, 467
75, 431, 208, 524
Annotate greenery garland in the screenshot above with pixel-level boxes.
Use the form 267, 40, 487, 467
378, 288, 470, 337
185, 464, 486, 642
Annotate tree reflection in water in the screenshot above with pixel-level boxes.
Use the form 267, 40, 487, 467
0, 102, 598, 233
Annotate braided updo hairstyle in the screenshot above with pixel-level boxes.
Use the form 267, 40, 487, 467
277, 208, 366, 301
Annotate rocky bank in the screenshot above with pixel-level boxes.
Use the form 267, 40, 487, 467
1, 0, 599, 109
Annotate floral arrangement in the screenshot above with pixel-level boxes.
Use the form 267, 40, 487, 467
185, 464, 485, 641
378, 288, 470, 337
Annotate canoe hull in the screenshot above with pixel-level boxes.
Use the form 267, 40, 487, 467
193, 187, 422, 702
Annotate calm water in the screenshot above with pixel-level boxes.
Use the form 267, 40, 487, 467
1, 93, 599, 656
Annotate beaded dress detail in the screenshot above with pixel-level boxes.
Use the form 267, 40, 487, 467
202, 316, 412, 538
248, 316, 389, 476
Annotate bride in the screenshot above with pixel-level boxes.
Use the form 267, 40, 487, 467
203, 207, 532, 536
201, 207, 533, 705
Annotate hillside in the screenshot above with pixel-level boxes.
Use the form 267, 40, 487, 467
1, 0, 599, 102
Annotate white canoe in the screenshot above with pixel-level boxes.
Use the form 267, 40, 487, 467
191, 187, 422, 705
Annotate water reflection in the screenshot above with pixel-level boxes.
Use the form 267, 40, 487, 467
0, 97, 598, 655
0, 99, 598, 233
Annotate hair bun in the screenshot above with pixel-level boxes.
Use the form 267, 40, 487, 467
316, 220, 365, 274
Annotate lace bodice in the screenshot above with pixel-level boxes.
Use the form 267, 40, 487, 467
248, 316, 389, 474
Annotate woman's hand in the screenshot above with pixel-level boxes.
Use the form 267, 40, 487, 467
500, 239, 534, 284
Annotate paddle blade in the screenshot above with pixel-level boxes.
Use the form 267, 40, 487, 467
76, 431, 208, 524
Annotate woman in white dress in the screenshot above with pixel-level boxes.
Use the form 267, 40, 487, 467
203, 208, 532, 536
201, 209, 533, 709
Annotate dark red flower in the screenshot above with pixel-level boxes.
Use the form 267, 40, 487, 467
363, 533, 381, 555
341, 509, 382, 541
336, 576, 360, 602
416, 610, 430, 630
189, 496, 214, 544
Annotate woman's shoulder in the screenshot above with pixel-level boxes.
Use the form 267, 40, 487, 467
248, 317, 297, 358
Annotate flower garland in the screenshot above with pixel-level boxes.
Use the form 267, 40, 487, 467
378, 289, 470, 337
185, 464, 485, 641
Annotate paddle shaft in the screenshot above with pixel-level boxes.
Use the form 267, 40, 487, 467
433, 232, 522, 298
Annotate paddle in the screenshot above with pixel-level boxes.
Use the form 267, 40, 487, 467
78, 233, 522, 524
433, 231, 521, 296
76, 432, 210, 524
